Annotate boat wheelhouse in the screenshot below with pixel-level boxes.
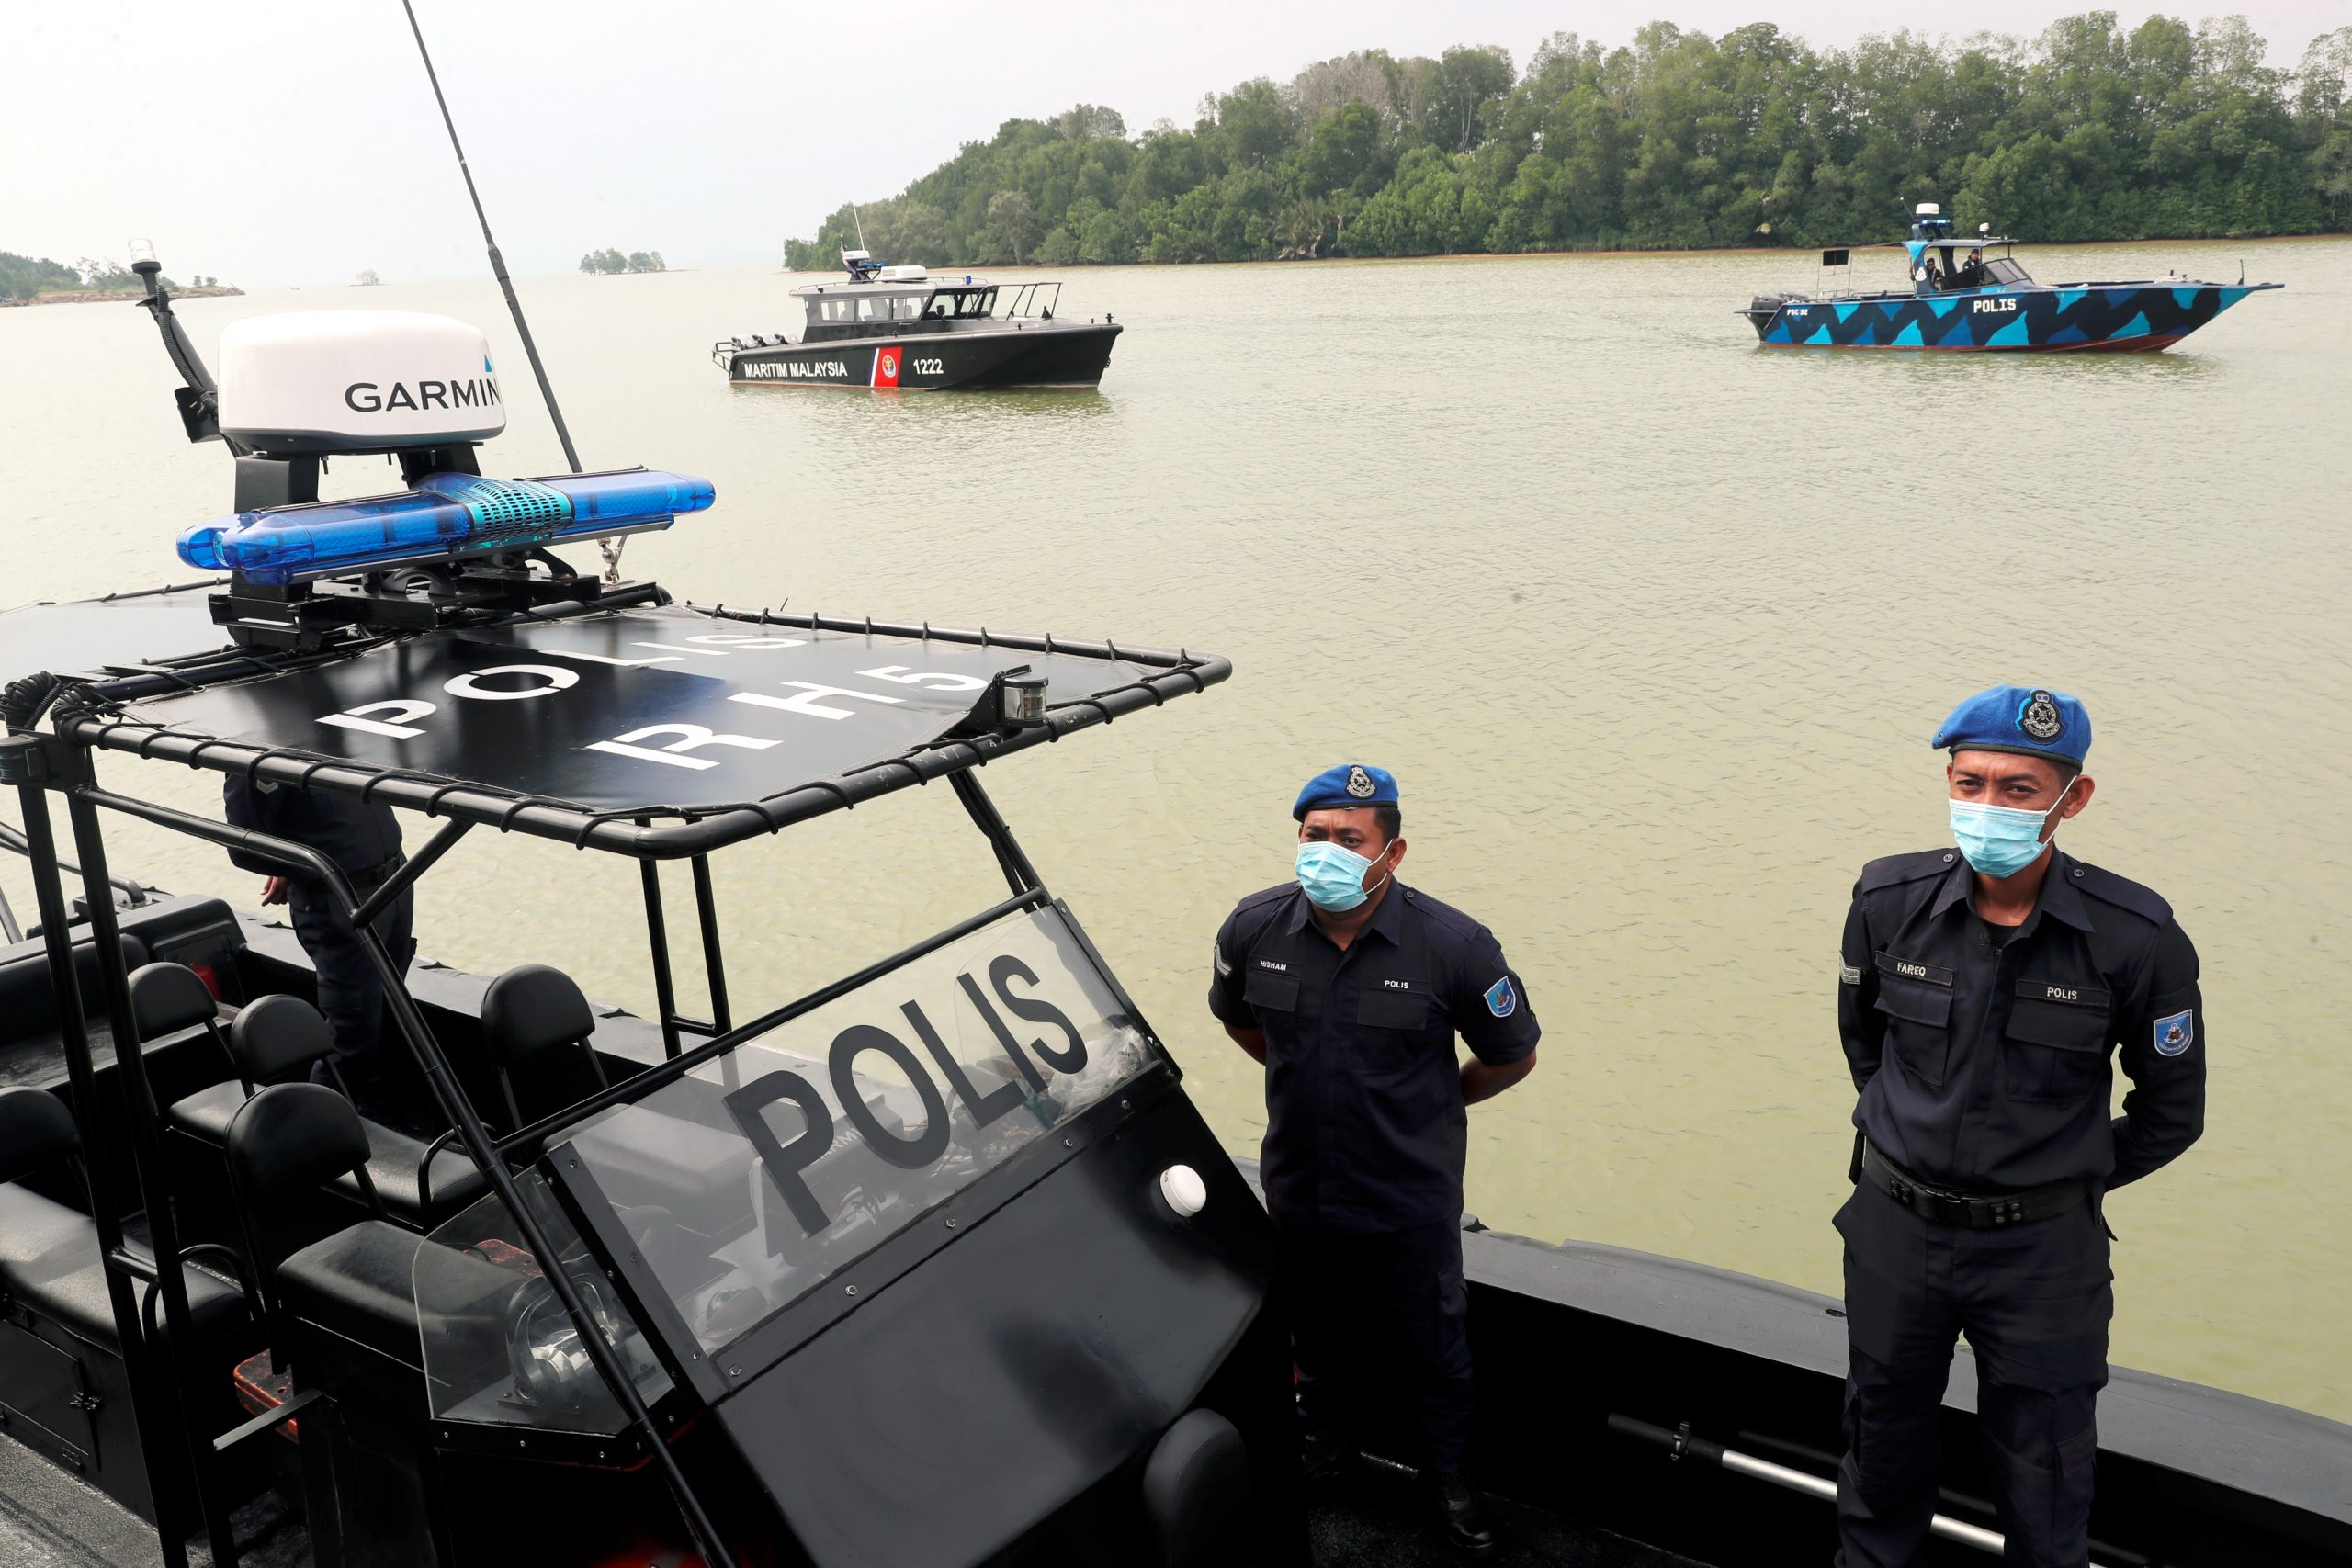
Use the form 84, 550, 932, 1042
714, 254, 1120, 389
1740, 203, 2280, 352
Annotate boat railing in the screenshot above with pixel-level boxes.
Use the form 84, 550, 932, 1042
0, 818, 150, 941
1000, 281, 1063, 321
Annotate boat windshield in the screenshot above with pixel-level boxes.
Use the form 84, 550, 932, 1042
922, 287, 997, 320
553, 901, 1157, 1359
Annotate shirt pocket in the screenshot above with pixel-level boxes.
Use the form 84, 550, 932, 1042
1243, 969, 1299, 1014
1873, 980, 1953, 1090
2004, 989, 2111, 1105
1354, 987, 1436, 1074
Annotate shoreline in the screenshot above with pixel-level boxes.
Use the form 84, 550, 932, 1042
17, 285, 245, 306
791, 230, 2351, 276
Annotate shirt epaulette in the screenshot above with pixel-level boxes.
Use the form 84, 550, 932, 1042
1394, 886, 1482, 944
1858, 848, 1959, 893
2068, 860, 2173, 927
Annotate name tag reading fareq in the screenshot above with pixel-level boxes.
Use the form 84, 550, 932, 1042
1874, 951, 1952, 987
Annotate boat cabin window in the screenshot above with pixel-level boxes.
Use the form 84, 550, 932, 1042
888, 295, 929, 321
816, 298, 855, 324
922, 288, 997, 320
1982, 257, 2028, 285
855, 295, 890, 323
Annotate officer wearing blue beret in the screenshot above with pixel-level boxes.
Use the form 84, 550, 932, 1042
1834, 687, 2205, 1568
1209, 763, 1540, 1556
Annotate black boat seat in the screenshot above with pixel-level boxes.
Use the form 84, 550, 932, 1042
275, 1220, 435, 1371
0, 1088, 243, 1352
162, 987, 485, 1229
481, 963, 614, 1131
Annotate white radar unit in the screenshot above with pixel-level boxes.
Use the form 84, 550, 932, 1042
216, 310, 506, 457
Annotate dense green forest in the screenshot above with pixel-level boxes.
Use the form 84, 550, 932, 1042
786, 14, 2352, 268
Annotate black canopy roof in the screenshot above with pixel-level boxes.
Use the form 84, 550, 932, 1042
0, 584, 226, 685
62, 601, 1227, 859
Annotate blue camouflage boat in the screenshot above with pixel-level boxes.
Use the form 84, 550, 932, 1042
1741, 203, 2280, 352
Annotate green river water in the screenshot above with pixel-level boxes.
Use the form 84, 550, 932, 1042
2, 236, 2346, 1422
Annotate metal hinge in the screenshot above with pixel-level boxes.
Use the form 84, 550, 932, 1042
67, 1392, 103, 1413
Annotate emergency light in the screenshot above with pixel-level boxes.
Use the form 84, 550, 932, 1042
176, 468, 715, 584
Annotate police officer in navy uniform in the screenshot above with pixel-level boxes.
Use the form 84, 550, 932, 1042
1209, 764, 1540, 1557
1835, 687, 2205, 1567
223, 776, 424, 1129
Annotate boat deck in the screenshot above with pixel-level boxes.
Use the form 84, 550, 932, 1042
0, 1433, 1702, 1568
1308, 1460, 1704, 1568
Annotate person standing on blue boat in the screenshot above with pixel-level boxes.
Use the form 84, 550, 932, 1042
1833, 686, 2206, 1568
1209, 763, 1541, 1558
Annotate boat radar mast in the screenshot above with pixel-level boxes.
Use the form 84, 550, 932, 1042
130, 269, 711, 654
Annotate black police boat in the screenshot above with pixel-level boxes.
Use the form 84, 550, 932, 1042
712, 250, 1120, 390
2, 285, 2348, 1568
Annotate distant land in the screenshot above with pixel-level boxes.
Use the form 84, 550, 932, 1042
1, 250, 239, 304
786, 14, 2352, 270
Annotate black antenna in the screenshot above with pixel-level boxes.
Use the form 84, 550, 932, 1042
399, 0, 632, 581
399, 0, 580, 475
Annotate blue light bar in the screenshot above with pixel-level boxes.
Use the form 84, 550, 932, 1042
176, 468, 715, 584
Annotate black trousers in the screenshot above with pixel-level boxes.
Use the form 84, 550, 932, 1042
287, 877, 421, 1131
1834, 1184, 2111, 1568
1279, 1218, 1475, 1472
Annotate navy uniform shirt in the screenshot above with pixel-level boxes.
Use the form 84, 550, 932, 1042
1838, 846, 2204, 1191
222, 777, 403, 884
1209, 882, 1540, 1235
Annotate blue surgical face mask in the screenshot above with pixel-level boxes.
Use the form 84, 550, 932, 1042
1949, 782, 2072, 879
1295, 840, 1393, 912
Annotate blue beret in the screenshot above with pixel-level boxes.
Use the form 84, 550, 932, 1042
1931, 684, 2091, 768
1294, 763, 1398, 819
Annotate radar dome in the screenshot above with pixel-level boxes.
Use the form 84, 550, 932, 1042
216, 310, 505, 457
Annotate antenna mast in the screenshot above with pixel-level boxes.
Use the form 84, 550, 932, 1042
396, 0, 628, 581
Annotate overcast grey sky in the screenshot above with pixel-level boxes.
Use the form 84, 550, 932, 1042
5, 0, 2343, 288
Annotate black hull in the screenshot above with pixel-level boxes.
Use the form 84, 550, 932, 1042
5, 914, 2345, 1567
719, 321, 1120, 389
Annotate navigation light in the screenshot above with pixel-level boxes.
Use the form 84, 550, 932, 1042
177, 468, 715, 584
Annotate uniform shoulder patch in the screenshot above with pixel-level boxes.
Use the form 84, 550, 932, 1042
1483, 976, 1517, 1019
1213, 942, 1232, 978
2069, 862, 2174, 927
2153, 1008, 2195, 1056
1858, 849, 1958, 893
1838, 960, 1863, 986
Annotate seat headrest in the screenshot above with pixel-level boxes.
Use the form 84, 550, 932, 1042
481, 964, 595, 1067
130, 961, 216, 1041
231, 994, 335, 1082
225, 1082, 372, 1202
0, 1088, 79, 1185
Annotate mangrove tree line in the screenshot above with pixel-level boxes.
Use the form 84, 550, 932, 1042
786, 14, 2352, 267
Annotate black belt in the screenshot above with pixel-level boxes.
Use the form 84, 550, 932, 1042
347, 852, 406, 889
1860, 1143, 2087, 1230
